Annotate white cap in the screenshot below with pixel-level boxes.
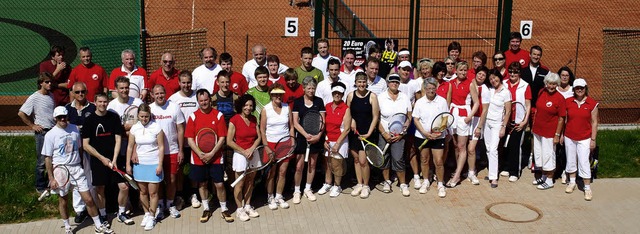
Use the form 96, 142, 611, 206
331, 86, 346, 93
398, 50, 410, 56
53, 106, 68, 118
573, 78, 587, 87
398, 61, 412, 68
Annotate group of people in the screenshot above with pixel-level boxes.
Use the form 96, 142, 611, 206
18, 33, 598, 233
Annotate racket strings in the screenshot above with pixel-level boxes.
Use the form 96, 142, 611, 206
303, 112, 322, 135
388, 114, 408, 135
197, 131, 217, 153
365, 145, 384, 167
274, 140, 295, 160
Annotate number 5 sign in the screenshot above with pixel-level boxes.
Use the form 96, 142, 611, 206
520, 20, 533, 39
285, 17, 298, 37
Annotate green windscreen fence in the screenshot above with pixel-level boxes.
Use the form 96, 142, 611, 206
0, 1, 140, 130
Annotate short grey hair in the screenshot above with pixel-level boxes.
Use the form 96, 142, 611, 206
544, 72, 560, 85
302, 76, 317, 88
423, 77, 438, 90
121, 49, 135, 59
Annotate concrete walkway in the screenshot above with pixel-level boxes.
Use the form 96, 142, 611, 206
2, 170, 638, 233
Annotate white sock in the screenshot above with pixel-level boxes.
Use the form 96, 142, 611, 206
145, 212, 152, 217
545, 178, 553, 185
118, 206, 126, 215
202, 199, 210, 210
414, 174, 420, 179
294, 186, 301, 193
385, 180, 392, 184
220, 201, 228, 211
244, 204, 252, 210
62, 219, 71, 229
168, 199, 174, 207
570, 177, 576, 184
437, 182, 444, 188
99, 208, 106, 216
305, 183, 312, 191
91, 216, 101, 228
584, 185, 591, 190
275, 193, 283, 199
468, 170, 475, 176
268, 194, 274, 200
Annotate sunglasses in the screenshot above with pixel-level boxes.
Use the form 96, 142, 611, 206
74, 90, 87, 94
162, 60, 174, 64
43, 80, 52, 84
445, 62, 455, 65
493, 57, 505, 61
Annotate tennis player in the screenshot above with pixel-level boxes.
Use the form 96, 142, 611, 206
43, 106, 113, 234
346, 72, 380, 199
319, 82, 351, 197
247, 66, 271, 118
260, 83, 294, 210
467, 66, 490, 185
185, 89, 233, 223
227, 94, 261, 221
126, 104, 165, 230
502, 62, 532, 182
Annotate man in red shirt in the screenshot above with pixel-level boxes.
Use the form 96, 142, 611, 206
214, 53, 249, 95
282, 68, 304, 108
109, 49, 148, 100
504, 32, 530, 69
148, 53, 181, 99
67, 47, 108, 102
39, 45, 71, 106
185, 89, 233, 223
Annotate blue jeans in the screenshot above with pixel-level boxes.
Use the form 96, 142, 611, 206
35, 132, 47, 191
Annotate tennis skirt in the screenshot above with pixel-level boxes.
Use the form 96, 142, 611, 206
232, 151, 265, 172
133, 164, 164, 183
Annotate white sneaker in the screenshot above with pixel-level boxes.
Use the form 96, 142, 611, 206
382, 181, 391, 193
468, 174, 480, 185
304, 189, 317, 201
329, 186, 342, 198
236, 208, 249, 222
140, 214, 150, 227
292, 192, 302, 204
419, 180, 430, 194
413, 178, 422, 189
190, 194, 201, 208
267, 197, 278, 210
155, 207, 164, 220
318, 184, 332, 195
94, 224, 114, 234
360, 186, 370, 199
65, 227, 72, 234
143, 217, 156, 231
350, 184, 363, 197
500, 171, 509, 177
565, 183, 577, 193
276, 197, 289, 209
438, 186, 446, 198
169, 206, 181, 218
245, 206, 259, 218
561, 172, 568, 184
508, 176, 519, 182
400, 184, 410, 197
584, 189, 593, 201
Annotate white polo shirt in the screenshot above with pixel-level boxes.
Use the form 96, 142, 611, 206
367, 76, 387, 95
312, 54, 340, 78
412, 95, 449, 139
338, 64, 362, 89
150, 101, 185, 154
316, 77, 350, 105
130, 121, 163, 165
377, 90, 412, 132
481, 86, 512, 121
192, 63, 222, 93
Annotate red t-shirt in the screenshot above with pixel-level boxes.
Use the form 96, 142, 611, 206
108, 66, 148, 90
504, 49, 530, 69
229, 114, 258, 149
325, 101, 348, 141
148, 69, 181, 98
185, 108, 228, 165
436, 80, 450, 99
283, 84, 304, 108
532, 90, 566, 138
39, 60, 71, 106
213, 71, 249, 95
451, 77, 473, 116
468, 67, 477, 81
564, 96, 598, 141
67, 63, 108, 102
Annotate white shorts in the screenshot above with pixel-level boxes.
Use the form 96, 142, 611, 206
453, 116, 472, 136
533, 133, 556, 171
470, 116, 482, 140
232, 151, 264, 172
325, 141, 348, 159
52, 164, 90, 197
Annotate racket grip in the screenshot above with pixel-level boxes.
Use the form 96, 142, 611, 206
231, 174, 246, 187
37, 189, 50, 201
304, 147, 310, 162
503, 135, 511, 148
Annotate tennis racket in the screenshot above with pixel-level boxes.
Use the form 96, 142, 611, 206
327, 148, 347, 177
129, 83, 141, 99
381, 113, 409, 154
355, 129, 385, 168
112, 166, 140, 190
122, 105, 139, 126
273, 135, 297, 164
38, 165, 70, 201
504, 102, 526, 148
195, 128, 218, 163
230, 145, 273, 187
302, 110, 323, 162
417, 112, 455, 150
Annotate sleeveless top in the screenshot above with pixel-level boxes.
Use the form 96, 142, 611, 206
214, 92, 235, 123
350, 91, 374, 134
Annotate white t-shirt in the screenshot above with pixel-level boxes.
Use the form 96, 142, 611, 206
20, 91, 55, 129
242, 59, 289, 88
378, 90, 412, 133
264, 102, 291, 143
192, 63, 222, 93
338, 65, 362, 89
42, 124, 82, 165
412, 95, 449, 139
107, 96, 144, 155
117, 65, 146, 98
481, 86, 512, 121
557, 86, 573, 99
150, 101, 185, 154
367, 76, 387, 95
168, 91, 199, 121
399, 79, 421, 103
130, 121, 163, 165
316, 78, 350, 105
312, 54, 340, 78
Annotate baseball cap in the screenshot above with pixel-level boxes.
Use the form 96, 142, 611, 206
387, 74, 401, 83
398, 61, 412, 69
53, 106, 68, 118
573, 78, 587, 87
270, 88, 286, 94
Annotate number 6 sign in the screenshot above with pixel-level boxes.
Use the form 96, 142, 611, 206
285, 17, 299, 37
520, 20, 533, 39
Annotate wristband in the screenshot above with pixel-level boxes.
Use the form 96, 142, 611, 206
555, 133, 561, 136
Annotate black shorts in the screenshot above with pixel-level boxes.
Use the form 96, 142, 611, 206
189, 164, 224, 183
414, 137, 446, 150
90, 154, 125, 186
293, 132, 325, 154
348, 132, 378, 151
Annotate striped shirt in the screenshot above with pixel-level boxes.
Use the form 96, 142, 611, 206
19, 91, 55, 128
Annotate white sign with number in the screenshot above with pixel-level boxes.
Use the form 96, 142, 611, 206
520, 20, 533, 39
285, 17, 298, 37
